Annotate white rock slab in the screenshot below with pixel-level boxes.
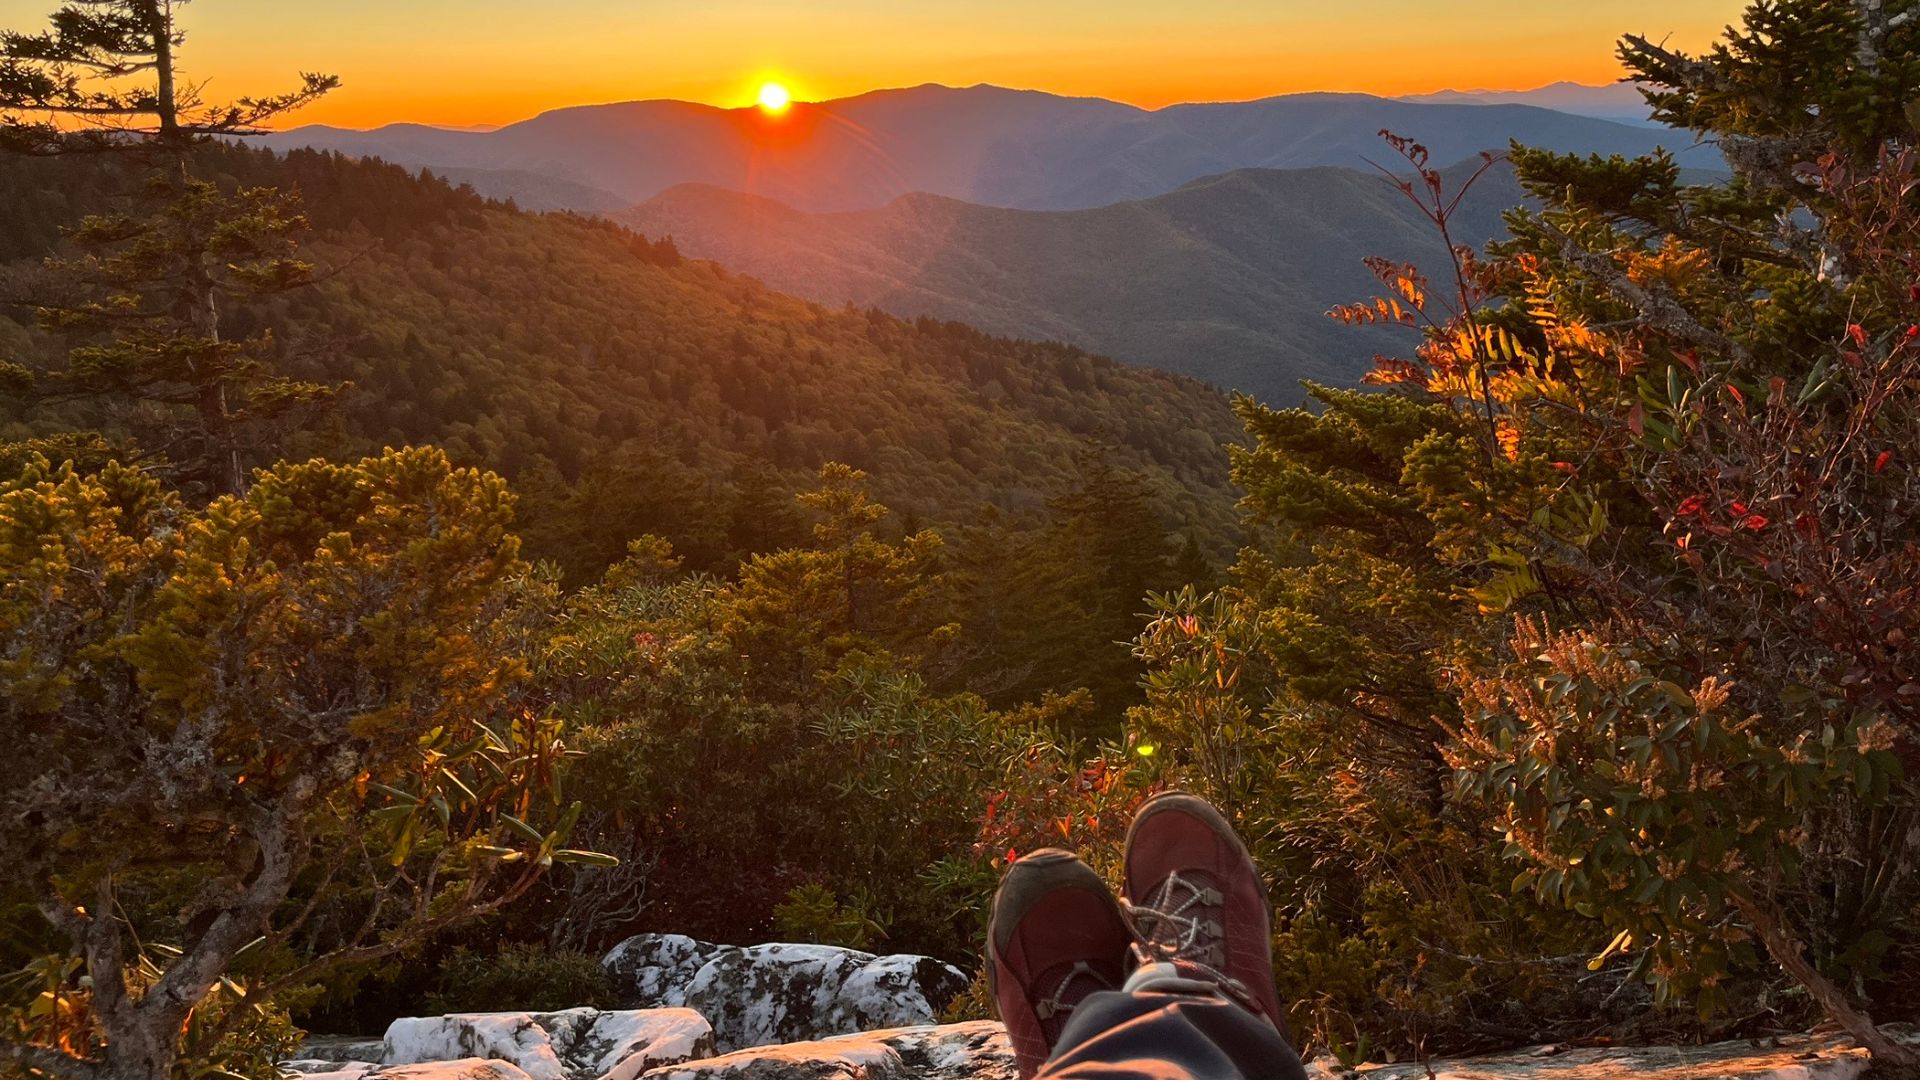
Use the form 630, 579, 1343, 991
281, 1062, 375, 1078
637, 1021, 1012, 1080
602, 934, 968, 1052
1306, 1031, 1883, 1080
298, 1037, 388, 1063
385, 1013, 568, 1080
575, 1008, 716, 1080
286, 1061, 534, 1080
381, 1007, 714, 1080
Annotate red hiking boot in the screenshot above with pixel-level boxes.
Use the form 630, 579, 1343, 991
987, 848, 1132, 1079
1121, 792, 1290, 1035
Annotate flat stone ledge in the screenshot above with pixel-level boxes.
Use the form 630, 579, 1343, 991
1308, 1031, 1889, 1080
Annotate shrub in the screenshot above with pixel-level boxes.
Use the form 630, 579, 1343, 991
1185, 2, 1920, 1065
423, 946, 617, 1015
537, 468, 1056, 962
3, 448, 593, 1080
771, 885, 888, 952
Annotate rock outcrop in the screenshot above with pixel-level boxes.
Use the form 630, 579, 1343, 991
380, 1008, 714, 1080
289, 937, 1905, 1080
1304, 1031, 1880, 1080
285, 1060, 537, 1080
292, 1024, 1891, 1080
637, 1021, 1012, 1080
298, 1036, 389, 1063
602, 934, 969, 1052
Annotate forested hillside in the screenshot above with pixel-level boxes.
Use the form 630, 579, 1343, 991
0, 145, 1243, 578
622, 160, 1526, 401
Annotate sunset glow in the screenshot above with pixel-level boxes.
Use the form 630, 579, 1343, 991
757, 81, 793, 115
0, 0, 1749, 131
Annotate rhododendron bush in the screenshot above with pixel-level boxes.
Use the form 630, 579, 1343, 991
1132, 0, 1920, 1063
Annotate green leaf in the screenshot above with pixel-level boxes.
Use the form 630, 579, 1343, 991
501, 813, 545, 845
367, 781, 418, 805
551, 799, 584, 843
439, 767, 479, 805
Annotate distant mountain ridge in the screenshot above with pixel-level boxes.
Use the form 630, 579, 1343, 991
620, 158, 1528, 402
1397, 81, 1659, 125
258, 83, 1712, 213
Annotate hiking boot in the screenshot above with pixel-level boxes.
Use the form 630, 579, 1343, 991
987, 848, 1132, 1079
1121, 791, 1289, 1035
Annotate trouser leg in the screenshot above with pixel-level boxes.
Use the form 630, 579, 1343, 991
1034, 964, 1308, 1080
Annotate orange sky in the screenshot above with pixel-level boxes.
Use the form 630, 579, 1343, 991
0, 0, 1746, 129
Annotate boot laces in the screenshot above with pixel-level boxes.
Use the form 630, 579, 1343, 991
1123, 871, 1260, 1007
1125, 869, 1226, 966
1034, 959, 1114, 1021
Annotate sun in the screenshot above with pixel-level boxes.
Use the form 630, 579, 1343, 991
756, 81, 792, 115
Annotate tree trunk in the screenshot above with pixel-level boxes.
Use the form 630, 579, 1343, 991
173, 174, 240, 496
1730, 890, 1917, 1067
197, 379, 242, 497
152, 1, 244, 496
99, 1016, 174, 1080
150, 1, 177, 137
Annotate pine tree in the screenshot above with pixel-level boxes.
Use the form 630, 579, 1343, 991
995, 452, 1179, 728
0, 1, 334, 155
0, 2, 339, 494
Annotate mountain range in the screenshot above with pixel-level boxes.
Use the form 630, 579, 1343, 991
257, 83, 1712, 214
1397, 80, 1657, 124
620, 159, 1526, 402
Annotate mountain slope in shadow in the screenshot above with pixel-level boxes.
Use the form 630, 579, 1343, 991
620, 159, 1526, 403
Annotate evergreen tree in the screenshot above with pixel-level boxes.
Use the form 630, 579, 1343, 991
721, 463, 952, 699
1169, 532, 1216, 591
724, 459, 808, 565
0, 1, 334, 154
948, 452, 1179, 731
0, 1, 339, 494
1042, 453, 1179, 718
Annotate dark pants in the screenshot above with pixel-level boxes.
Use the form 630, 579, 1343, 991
1035, 989, 1310, 1080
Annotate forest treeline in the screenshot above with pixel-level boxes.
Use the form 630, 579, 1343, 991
5, 1, 1920, 1078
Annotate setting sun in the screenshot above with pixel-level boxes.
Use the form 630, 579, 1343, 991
756, 81, 792, 114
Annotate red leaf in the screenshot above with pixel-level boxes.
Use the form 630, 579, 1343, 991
1627, 402, 1645, 436
1847, 324, 1869, 348
1551, 461, 1576, 474
1730, 501, 1749, 516
1742, 514, 1770, 531
1675, 495, 1707, 517
1876, 451, 1893, 473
